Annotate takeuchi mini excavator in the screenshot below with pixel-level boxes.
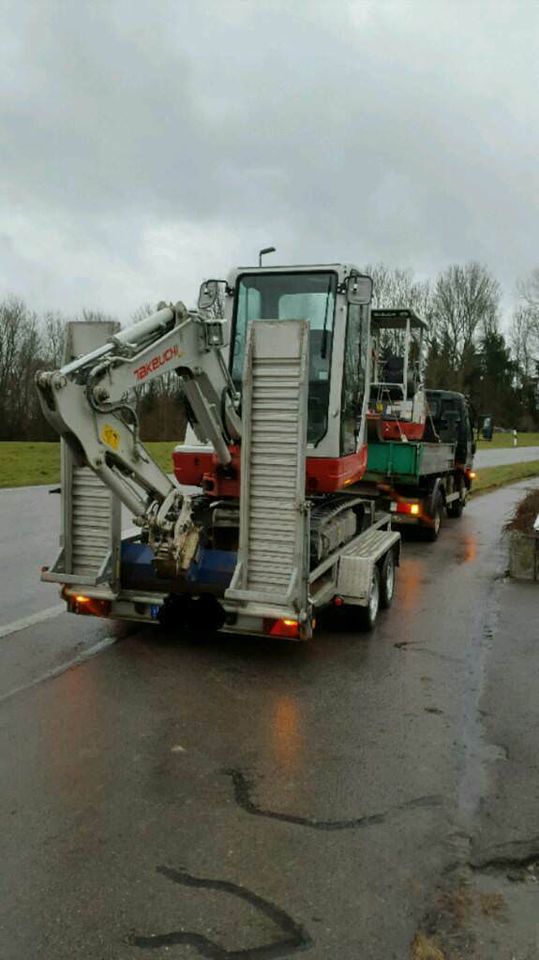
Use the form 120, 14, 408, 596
36, 263, 400, 639
368, 308, 427, 442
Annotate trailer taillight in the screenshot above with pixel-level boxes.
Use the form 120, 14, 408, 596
265, 618, 300, 638
394, 501, 421, 516
63, 591, 111, 617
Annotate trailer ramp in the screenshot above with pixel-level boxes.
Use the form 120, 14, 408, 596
226, 319, 310, 625
41, 321, 121, 594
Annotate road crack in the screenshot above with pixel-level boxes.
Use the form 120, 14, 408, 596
223, 768, 442, 830
131, 865, 312, 958
470, 838, 539, 879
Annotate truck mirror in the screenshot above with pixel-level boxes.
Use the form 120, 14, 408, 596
198, 279, 222, 311
347, 275, 372, 305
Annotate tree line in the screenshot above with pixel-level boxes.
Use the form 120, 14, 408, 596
0, 300, 187, 442
363, 262, 539, 430
1, 261, 538, 441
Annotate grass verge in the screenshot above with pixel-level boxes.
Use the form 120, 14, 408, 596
1, 442, 538, 495
0, 441, 178, 488
476, 431, 539, 449
471, 460, 539, 496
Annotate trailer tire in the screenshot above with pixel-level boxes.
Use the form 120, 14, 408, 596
355, 565, 381, 631
425, 491, 443, 541
379, 549, 396, 609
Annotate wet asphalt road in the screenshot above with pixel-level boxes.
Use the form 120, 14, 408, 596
1, 480, 538, 959
474, 444, 539, 467
0, 485, 62, 627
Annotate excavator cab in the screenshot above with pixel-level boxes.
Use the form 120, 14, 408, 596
229, 270, 336, 445
368, 308, 427, 442
226, 264, 372, 490
176, 264, 374, 494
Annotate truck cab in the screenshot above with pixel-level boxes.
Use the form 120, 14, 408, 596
425, 390, 476, 471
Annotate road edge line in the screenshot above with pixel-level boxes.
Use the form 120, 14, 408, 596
0, 604, 65, 640
0, 635, 117, 704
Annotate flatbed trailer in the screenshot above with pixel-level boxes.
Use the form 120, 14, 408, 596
39, 267, 402, 640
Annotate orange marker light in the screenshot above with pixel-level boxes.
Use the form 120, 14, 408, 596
266, 618, 300, 638
67, 594, 111, 618
396, 501, 420, 516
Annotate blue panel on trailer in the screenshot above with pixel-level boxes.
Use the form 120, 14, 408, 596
121, 541, 154, 562
186, 549, 237, 587
121, 541, 156, 578
120, 541, 236, 588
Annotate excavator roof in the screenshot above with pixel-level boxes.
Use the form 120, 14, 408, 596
227, 263, 365, 283
371, 308, 427, 331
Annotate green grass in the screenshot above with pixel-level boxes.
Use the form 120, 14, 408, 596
144, 442, 179, 475
471, 460, 539, 496
2, 442, 538, 497
0, 441, 178, 488
476, 431, 539, 449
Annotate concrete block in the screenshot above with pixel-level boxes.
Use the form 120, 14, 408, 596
508, 530, 539, 581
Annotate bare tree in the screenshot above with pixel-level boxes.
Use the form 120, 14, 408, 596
79, 308, 118, 325
363, 264, 431, 314
0, 296, 43, 439
431, 262, 500, 373
361, 263, 434, 368
510, 304, 539, 382
513, 268, 539, 376
41, 311, 67, 366
516, 267, 539, 309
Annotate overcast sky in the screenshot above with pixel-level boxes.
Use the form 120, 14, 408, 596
1, 0, 538, 322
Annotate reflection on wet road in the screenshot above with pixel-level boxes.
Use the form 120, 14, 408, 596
0, 479, 538, 959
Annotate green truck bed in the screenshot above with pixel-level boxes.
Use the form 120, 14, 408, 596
364, 440, 456, 484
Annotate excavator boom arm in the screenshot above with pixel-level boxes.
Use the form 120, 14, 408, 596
36, 301, 241, 540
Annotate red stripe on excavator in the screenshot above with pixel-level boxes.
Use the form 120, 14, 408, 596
172, 445, 368, 496
305, 447, 368, 492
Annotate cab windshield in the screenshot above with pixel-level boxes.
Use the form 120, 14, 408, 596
230, 271, 337, 444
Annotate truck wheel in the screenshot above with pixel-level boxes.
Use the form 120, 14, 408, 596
425, 492, 443, 541
379, 549, 396, 609
447, 485, 465, 518
355, 565, 380, 631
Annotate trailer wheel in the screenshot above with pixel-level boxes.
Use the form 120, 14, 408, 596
425, 491, 443, 541
355, 565, 381, 631
379, 549, 396, 609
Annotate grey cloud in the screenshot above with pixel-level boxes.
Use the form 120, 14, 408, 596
1, 0, 538, 318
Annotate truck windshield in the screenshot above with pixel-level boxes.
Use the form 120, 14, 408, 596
230, 271, 337, 445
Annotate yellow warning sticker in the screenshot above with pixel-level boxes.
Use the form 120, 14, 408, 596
101, 424, 120, 450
